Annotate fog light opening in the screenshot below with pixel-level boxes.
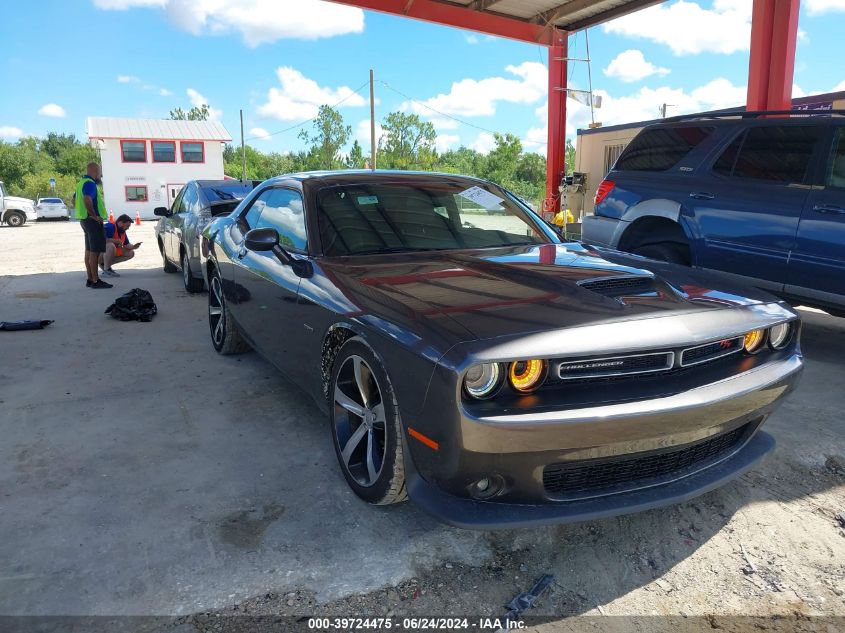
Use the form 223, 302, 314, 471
468, 475, 504, 500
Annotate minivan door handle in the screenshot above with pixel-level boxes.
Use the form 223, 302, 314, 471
689, 191, 716, 200
813, 204, 845, 215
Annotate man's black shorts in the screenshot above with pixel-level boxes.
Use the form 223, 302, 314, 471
81, 217, 106, 253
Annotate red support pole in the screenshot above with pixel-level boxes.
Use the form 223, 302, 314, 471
545, 29, 567, 220
746, 0, 799, 112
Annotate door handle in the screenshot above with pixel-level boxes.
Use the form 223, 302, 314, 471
813, 204, 845, 214
689, 192, 716, 200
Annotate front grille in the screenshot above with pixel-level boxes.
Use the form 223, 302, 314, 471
578, 275, 655, 296
681, 337, 743, 366
542, 423, 751, 498
556, 352, 673, 380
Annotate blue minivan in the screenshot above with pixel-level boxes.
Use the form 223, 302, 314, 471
582, 113, 845, 315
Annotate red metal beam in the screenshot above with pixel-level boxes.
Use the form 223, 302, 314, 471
746, 0, 799, 111
326, 0, 556, 45
545, 31, 567, 218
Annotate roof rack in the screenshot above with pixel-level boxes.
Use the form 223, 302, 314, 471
661, 109, 845, 123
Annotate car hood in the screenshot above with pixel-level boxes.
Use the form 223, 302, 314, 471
319, 242, 777, 344
5, 196, 34, 206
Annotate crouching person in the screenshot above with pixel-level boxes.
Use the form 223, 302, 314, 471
100, 214, 142, 277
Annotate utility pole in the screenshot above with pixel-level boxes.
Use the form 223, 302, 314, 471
660, 103, 676, 118
584, 29, 595, 126
369, 69, 377, 170
239, 109, 246, 181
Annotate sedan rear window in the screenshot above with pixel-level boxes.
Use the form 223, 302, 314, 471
40, 198, 63, 203
615, 126, 714, 172
316, 181, 549, 256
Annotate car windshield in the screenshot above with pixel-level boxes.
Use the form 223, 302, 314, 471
315, 180, 552, 256
202, 182, 253, 202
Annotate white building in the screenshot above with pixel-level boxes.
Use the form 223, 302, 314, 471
86, 117, 232, 219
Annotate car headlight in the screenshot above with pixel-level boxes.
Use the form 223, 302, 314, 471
768, 322, 793, 350
743, 329, 766, 354
464, 363, 502, 399
508, 359, 548, 393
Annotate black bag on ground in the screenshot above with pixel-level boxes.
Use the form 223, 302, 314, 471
105, 288, 158, 322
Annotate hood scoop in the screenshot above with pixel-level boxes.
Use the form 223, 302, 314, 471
577, 275, 656, 297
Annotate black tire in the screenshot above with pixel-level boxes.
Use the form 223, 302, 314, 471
208, 268, 250, 355
5, 212, 25, 227
181, 250, 204, 293
632, 241, 690, 266
329, 338, 407, 505
160, 240, 177, 273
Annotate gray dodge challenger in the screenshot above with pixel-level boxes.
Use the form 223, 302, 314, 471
199, 171, 802, 529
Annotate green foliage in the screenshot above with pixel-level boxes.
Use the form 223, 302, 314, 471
565, 139, 576, 176
0, 133, 100, 202
378, 112, 437, 170
298, 105, 351, 170
345, 140, 365, 169
170, 104, 210, 121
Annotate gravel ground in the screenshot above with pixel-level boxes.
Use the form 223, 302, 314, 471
1, 220, 843, 633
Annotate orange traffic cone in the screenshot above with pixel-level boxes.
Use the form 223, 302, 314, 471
135, 210, 142, 225
108, 209, 115, 223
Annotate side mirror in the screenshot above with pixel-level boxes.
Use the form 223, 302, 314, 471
154, 207, 169, 217
244, 227, 279, 252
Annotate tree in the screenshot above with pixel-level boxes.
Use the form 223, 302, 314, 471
170, 104, 210, 121
378, 112, 437, 170
565, 139, 576, 176
345, 140, 365, 169
484, 133, 522, 186
298, 105, 351, 170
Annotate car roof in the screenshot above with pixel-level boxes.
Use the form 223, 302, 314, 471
261, 170, 489, 188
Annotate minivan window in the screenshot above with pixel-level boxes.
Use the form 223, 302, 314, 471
827, 128, 845, 189
713, 125, 822, 183
614, 126, 714, 172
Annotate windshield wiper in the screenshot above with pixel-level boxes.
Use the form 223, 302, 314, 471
351, 246, 448, 255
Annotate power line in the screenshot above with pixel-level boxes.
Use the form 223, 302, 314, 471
377, 79, 499, 136
244, 80, 371, 141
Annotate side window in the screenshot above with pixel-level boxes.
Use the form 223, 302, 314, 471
713, 125, 822, 183
614, 126, 714, 172
243, 188, 307, 251
180, 184, 199, 215
827, 128, 845, 189
170, 188, 186, 214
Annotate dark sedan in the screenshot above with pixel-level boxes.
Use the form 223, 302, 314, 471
199, 171, 802, 529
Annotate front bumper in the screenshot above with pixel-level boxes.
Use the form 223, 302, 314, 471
406, 430, 775, 530
404, 353, 801, 529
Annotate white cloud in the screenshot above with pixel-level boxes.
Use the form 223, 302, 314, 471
464, 34, 479, 45
355, 119, 382, 150
472, 132, 496, 154
792, 84, 806, 99
603, 0, 752, 55
0, 126, 23, 140
38, 103, 66, 118
186, 88, 222, 121
604, 49, 670, 83
404, 62, 547, 119
159, 88, 173, 96
249, 127, 272, 141
435, 134, 460, 153
806, 0, 845, 15
833, 79, 845, 92
117, 74, 140, 83
96, 0, 364, 47
522, 127, 547, 156
257, 67, 366, 122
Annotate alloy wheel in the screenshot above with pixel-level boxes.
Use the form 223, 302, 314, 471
208, 275, 225, 347
182, 253, 191, 288
333, 355, 387, 487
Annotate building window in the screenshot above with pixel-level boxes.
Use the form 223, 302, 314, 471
603, 144, 627, 175
125, 186, 148, 202
181, 142, 204, 163
152, 141, 176, 163
121, 140, 147, 163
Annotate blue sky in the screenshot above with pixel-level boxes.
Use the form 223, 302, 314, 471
1, 0, 844, 155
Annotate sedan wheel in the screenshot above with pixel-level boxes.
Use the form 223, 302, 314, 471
182, 251, 204, 293
208, 271, 249, 354
330, 339, 406, 504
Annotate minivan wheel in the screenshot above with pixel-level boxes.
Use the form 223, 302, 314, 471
632, 241, 690, 266
182, 250, 204, 293
330, 338, 407, 505
208, 271, 250, 354
5, 212, 25, 227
